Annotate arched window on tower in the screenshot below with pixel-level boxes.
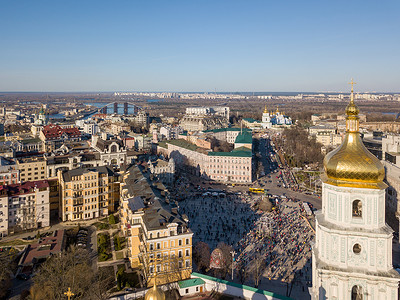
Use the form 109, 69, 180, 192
352, 200, 362, 218
351, 285, 363, 300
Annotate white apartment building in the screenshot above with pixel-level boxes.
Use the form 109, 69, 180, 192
0, 180, 50, 237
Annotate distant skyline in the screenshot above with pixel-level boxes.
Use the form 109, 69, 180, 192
1, 1, 399, 92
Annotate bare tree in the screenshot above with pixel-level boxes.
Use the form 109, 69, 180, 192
193, 241, 210, 272
0, 249, 16, 299
217, 242, 233, 279
30, 246, 114, 300
236, 260, 249, 285
252, 253, 265, 288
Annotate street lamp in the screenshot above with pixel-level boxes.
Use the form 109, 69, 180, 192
230, 250, 236, 280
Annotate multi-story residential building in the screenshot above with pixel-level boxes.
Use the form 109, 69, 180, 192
82, 120, 99, 136
381, 134, 400, 233
382, 134, 400, 166
16, 157, 47, 182
148, 158, 175, 185
39, 124, 81, 152
135, 110, 149, 126
110, 122, 131, 135
185, 106, 230, 120
315, 132, 343, 148
0, 157, 20, 185
132, 134, 152, 151
58, 166, 120, 221
45, 152, 101, 179
308, 124, 336, 136
158, 139, 253, 183
0, 180, 50, 237
160, 126, 184, 140
180, 115, 229, 132
120, 165, 193, 286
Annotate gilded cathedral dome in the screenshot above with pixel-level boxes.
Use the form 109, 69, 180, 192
144, 283, 165, 300
322, 81, 386, 189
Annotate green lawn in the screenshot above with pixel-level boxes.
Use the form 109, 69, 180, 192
94, 222, 110, 231
97, 233, 112, 262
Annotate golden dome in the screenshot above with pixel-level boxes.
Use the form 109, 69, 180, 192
263, 105, 268, 114
145, 283, 165, 300
322, 80, 386, 189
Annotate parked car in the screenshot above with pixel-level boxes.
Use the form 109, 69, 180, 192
17, 274, 30, 280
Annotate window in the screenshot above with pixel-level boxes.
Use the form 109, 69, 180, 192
185, 260, 190, 268
186, 249, 190, 256
351, 285, 363, 300
156, 243, 161, 249
149, 266, 154, 274
352, 200, 362, 218
179, 239, 182, 246
185, 289, 189, 294
156, 265, 161, 273
149, 243, 154, 251
178, 250, 182, 258
353, 243, 361, 254
178, 261, 183, 268
186, 238, 189, 245
156, 253, 161, 259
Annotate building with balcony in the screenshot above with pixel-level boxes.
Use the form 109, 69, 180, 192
58, 166, 120, 221
0, 180, 50, 237
16, 157, 47, 183
120, 165, 193, 287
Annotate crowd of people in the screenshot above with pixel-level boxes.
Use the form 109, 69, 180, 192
179, 192, 261, 249
179, 189, 314, 286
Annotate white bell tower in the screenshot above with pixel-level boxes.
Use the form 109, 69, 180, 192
312, 80, 400, 300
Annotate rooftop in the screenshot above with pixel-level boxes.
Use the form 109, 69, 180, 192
62, 166, 116, 182
208, 146, 252, 158
0, 180, 49, 196
235, 132, 253, 144
203, 127, 251, 133
19, 230, 66, 267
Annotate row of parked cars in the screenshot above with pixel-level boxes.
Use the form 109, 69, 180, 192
76, 228, 89, 248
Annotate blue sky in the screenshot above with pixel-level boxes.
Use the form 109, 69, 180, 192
0, 0, 399, 92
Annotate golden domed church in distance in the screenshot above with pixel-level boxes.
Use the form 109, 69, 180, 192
311, 80, 400, 300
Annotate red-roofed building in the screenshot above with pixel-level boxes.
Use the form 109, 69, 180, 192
18, 230, 65, 274
0, 180, 50, 237
39, 124, 81, 152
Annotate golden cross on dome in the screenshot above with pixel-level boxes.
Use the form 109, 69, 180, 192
64, 287, 74, 300
348, 78, 357, 93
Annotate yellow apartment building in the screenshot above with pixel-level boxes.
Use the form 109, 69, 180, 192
16, 157, 47, 182
120, 166, 193, 287
58, 166, 120, 221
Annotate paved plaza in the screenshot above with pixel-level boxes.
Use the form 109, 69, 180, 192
179, 189, 314, 298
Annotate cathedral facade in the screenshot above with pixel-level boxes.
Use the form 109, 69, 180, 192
312, 82, 400, 299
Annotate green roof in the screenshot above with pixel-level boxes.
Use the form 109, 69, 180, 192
178, 278, 205, 289
243, 118, 260, 123
157, 141, 167, 149
21, 138, 41, 144
203, 127, 251, 133
192, 272, 293, 300
166, 139, 200, 151
208, 147, 252, 157
235, 132, 253, 144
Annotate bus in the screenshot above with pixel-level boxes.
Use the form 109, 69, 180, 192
249, 188, 265, 194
